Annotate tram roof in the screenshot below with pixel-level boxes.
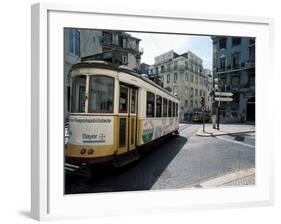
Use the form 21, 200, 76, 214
71, 60, 179, 100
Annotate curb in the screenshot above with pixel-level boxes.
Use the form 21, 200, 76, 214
189, 168, 255, 188
196, 130, 255, 137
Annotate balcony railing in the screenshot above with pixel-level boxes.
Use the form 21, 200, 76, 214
216, 61, 255, 74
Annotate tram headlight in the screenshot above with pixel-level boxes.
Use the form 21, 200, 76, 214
88, 149, 94, 155
80, 148, 86, 155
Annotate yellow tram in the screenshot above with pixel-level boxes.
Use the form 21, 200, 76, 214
65, 60, 179, 167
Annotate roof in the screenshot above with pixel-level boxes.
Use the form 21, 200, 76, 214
71, 60, 179, 100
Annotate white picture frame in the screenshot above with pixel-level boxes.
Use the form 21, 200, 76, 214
31, 2, 274, 221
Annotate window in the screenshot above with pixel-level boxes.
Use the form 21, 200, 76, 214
168, 100, 172, 117
102, 32, 112, 44
231, 75, 240, 87
174, 61, 178, 70
185, 73, 188, 81
195, 89, 198, 96
190, 88, 194, 97
146, 91, 155, 117
167, 63, 171, 72
167, 74, 170, 83
119, 118, 126, 147
219, 38, 226, 49
176, 103, 178, 117
191, 65, 194, 73
69, 28, 80, 56
161, 65, 165, 73
89, 76, 114, 113
249, 38, 255, 45
121, 38, 127, 48
119, 85, 128, 113
195, 76, 198, 84
155, 67, 159, 75
185, 87, 188, 96
232, 37, 241, 46
185, 62, 188, 70
220, 57, 226, 69
249, 72, 255, 87
131, 89, 137, 113
191, 74, 194, 83
163, 98, 168, 117
172, 102, 176, 117
249, 46, 255, 63
156, 95, 162, 117
185, 100, 188, 108
220, 77, 226, 88
174, 73, 178, 82
122, 55, 128, 65
232, 52, 241, 69
71, 75, 86, 113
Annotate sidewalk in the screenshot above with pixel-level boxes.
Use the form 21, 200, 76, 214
187, 168, 255, 188
196, 123, 255, 137
197, 168, 255, 188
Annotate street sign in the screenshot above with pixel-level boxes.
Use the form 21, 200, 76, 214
215, 92, 233, 97
215, 97, 233, 102
201, 106, 206, 112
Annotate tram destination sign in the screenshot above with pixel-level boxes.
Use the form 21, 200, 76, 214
214, 92, 233, 97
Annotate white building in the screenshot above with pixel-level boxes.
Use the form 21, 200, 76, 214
149, 50, 211, 122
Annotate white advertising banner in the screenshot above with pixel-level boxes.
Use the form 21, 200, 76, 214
141, 118, 179, 144
68, 115, 114, 146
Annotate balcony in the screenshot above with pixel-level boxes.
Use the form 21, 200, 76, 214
101, 36, 143, 55
216, 62, 255, 75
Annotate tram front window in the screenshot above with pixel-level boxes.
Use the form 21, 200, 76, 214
89, 76, 114, 113
71, 75, 86, 113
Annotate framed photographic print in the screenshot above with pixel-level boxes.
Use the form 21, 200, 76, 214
31, 2, 274, 221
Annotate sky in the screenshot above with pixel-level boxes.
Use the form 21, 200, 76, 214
128, 32, 213, 70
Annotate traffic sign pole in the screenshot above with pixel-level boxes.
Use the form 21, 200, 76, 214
203, 112, 205, 133
217, 99, 220, 130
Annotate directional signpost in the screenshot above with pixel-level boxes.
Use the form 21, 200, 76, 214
215, 91, 233, 98
214, 92, 233, 130
214, 97, 233, 102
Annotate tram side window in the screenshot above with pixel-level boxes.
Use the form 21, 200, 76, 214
168, 100, 172, 117
163, 98, 168, 117
156, 95, 162, 117
71, 75, 86, 113
131, 89, 137, 114
89, 76, 114, 113
146, 91, 155, 117
176, 103, 179, 117
173, 102, 176, 117
119, 85, 128, 113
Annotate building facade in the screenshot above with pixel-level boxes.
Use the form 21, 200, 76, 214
212, 36, 255, 122
148, 50, 211, 122
64, 28, 143, 119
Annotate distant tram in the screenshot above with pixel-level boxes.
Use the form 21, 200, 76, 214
191, 111, 211, 123
65, 60, 179, 167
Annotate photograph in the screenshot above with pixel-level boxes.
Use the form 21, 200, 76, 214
63, 28, 255, 194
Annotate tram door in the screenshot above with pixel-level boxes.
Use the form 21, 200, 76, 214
117, 84, 138, 155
